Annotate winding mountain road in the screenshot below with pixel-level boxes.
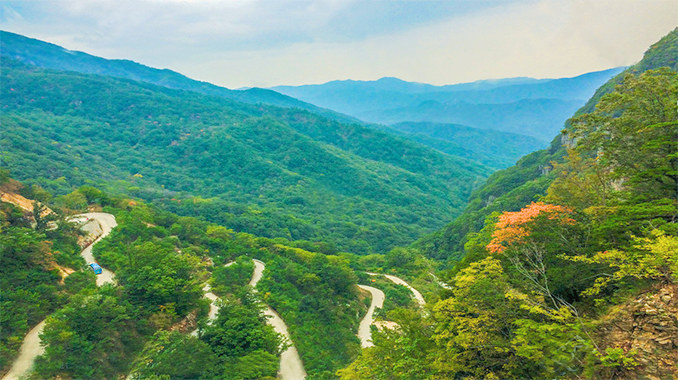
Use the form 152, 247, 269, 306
366, 272, 426, 307
6, 213, 425, 379
3, 213, 117, 380
356, 285, 385, 348
356, 272, 426, 348
250, 259, 307, 380
195, 259, 306, 379
382, 274, 426, 307
74, 213, 117, 286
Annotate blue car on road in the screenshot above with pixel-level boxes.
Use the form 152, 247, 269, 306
89, 263, 103, 275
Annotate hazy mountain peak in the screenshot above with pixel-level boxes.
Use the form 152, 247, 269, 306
271, 67, 624, 140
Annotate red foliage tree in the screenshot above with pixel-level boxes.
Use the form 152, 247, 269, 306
487, 202, 575, 254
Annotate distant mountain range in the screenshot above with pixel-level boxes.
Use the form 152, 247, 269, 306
271, 68, 625, 141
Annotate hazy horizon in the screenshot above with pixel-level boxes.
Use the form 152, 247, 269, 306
1, 0, 676, 88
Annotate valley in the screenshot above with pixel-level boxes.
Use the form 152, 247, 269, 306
0, 20, 676, 380
1, 55, 490, 255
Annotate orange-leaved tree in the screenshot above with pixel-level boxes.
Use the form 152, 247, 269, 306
486, 202, 579, 313
487, 202, 575, 254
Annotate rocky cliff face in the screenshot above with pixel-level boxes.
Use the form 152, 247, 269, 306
597, 284, 678, 379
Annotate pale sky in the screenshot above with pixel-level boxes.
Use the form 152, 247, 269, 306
1, 0, 676, 88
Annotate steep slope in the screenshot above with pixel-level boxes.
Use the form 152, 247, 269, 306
271, 68, 624, 140
417, 27, 678, 262
0, 176, 85, 375
340, 30, 677, 380
0, 57, 490, 254
379, 122, 544, 169
0, 30, 359, 125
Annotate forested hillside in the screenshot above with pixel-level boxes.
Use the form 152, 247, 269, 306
339, 28, 677, 379
382, 121, 544, 169
0, 30, 359, 125
1, 57, 490, 254
417, 27, 678, 263
0, 177, 369, 379
0, 173, 86, 372
2, 20, 675, 380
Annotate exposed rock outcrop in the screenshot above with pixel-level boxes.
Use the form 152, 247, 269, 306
597, 284, 678, 379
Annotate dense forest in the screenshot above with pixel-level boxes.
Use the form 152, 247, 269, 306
417, 28, 678, 264
0, 178, 372, 378
339, 28, 678, 379
1, 27, 676, 380
1, 56, 492, 255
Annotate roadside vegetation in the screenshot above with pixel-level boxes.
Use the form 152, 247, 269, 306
0, 178, 366, 379
2, 24, 675, 380
0, 173, 87, 373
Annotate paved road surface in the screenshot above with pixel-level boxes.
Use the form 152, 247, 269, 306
249, 259, 265, 286
202, 285, 220, 322
1, 320, 46, 380
356, 285, 385, 348
3, 213, 117, 380
250, 259, 307, 380
77, 213, 117, 286
366, 272, 426, 307
382, 274, 426, 307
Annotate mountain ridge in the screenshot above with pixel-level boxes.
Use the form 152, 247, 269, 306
273, 72, 597, 94
270, 67, 625, 140
0, 30, 361, 125
0, 56, 490, 255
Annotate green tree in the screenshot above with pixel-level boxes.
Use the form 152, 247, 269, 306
201, 294, 282, 361
211, 256, 254, 296
0, 169, 10, 184
129, 331, 217, 379
568, 68, 678, 203
34, 288, 142, 379
432, 257, 521, 379
569, 229, 678, 297
118, 241, 204, 316
78, 185, 110, 206
225, 349, 279, 380
546, 148, 613, 211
